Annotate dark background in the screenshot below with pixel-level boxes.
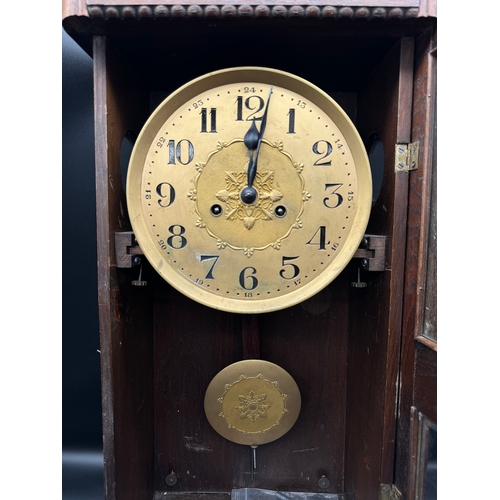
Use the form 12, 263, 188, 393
62, 27, 104, 499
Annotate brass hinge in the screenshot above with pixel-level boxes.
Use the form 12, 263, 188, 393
380, 484, 402, 500
395, 141, 419, 172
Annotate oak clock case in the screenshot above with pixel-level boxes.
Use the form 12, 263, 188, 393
126, 67, 372, 313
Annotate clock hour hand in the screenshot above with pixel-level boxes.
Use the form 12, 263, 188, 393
243, 118, 259, 153
241, 86, 273, 205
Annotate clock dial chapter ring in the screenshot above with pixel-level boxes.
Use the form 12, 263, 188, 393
126, 67, 372, 313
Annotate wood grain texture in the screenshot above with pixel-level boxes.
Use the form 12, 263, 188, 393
379, 37, 414, 485
259, 275, 350, 493
152, 275, 349, 494
94, 36, 155, 500
153, 285, 245, 493
394, 26, 437, 499
344, 38, 414, 499
242, 314, 260, 360
93, 36, 117, 500
62, 0, 88, 17
414, 45, 437, 348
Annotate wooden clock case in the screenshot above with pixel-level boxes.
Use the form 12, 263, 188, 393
62, 2, 437, 499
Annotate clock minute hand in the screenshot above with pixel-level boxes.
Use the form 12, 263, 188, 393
241, 86, 273, 205
248, 86, 273, 188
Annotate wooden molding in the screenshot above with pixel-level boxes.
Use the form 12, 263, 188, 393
62, 0, 88, 17
87, 4, 420, 20
62, 0, 433, 20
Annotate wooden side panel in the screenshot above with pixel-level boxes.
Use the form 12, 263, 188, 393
344, 38, 414, 499
395, 27, 437, 498
93, 36, 155, 500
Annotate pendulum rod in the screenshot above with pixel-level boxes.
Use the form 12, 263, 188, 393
250, 445, 258, 480
242, 314, 260, 360
241, 313, 261, 480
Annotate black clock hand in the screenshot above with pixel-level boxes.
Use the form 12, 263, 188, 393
243, 118, 259, 181
241, 86, 273, 204
244, 118, 259, 153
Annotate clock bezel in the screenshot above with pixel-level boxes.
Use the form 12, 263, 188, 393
127, 66, 372, 313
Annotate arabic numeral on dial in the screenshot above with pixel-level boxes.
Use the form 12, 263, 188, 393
312, 140, 333, 166
323, 183, 343, 209
156, 182, 176, 208
287, 109, 295, 134
239, 267, 258, 290
199, 255, 220, 280
235, 95, 265, 122
200, 108, 217, 133
167, 225, 187, 249
307, 226, 330, 250
279, 256, 300, 280
167, 139, 194, 165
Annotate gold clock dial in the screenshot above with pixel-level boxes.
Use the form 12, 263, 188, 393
127, 67, 371, 313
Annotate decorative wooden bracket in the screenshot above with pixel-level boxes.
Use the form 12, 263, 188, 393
115, 231, 143, 268
115, 231, 387, 271
352, 234, 387, 271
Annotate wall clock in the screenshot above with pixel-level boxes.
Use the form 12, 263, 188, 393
127, 67, 372, 313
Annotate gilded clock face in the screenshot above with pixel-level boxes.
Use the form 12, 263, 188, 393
127, 67, 372, 313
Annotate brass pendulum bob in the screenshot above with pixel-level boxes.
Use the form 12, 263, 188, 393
204, 358, 301, 479
204, 315, 301, 479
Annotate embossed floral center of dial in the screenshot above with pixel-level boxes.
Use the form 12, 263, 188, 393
191, 139, 309, 254
216, 171, 283, 230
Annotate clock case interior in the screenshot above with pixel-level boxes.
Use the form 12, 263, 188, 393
63, 10, 436, 500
